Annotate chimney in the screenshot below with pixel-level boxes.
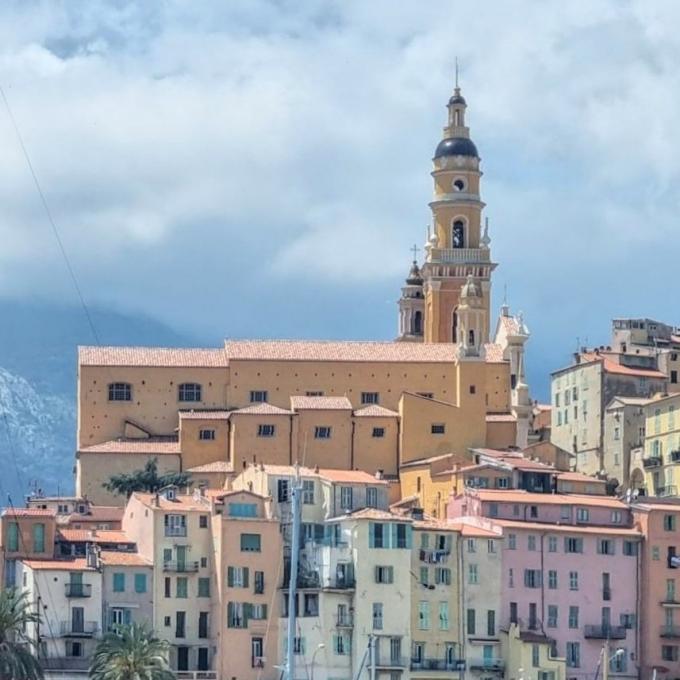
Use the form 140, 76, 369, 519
375, 469, 384, 480
152, 492, 160, 508
86, 542, 99, 570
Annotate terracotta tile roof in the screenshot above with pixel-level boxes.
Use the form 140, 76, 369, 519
317, 469, 388, 485
179, 410, 231, 420
471, 489, 627, 509
328, 508, 412, 522
606, 397, 653, 408
484, 343, 505, 363
133, 492, 210, 512
99, 551, 152, 566
2, 508, 57, 518
22, 558, 95, 571
486, 413, 517, 423
291, 396, 352, 410
57, 529, 131, 543
579, 352, 666, 379
493, 518, 641, 537
533, 403, 551, 412
69, 506, 124, 523
499, 316, 521, 335
557, 471, 606, 484
400, 453, 455, 469
232, 403, 293, 415
224, 339, 460, 363
187, 461, 234, 473
78, 439, 181, 455
79, 346, 228, 367
353, 405, 399, 417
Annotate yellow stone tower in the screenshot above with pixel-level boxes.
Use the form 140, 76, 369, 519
412, 80, 496, 345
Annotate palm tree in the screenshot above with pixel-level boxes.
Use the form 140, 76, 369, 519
103, 458, 191, 498
89, 623, 175, 680
0, 588, 43, 680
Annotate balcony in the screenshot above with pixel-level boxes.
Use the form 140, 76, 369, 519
657, 485, 678, 498
419, 549, 450, 564
428, 247, 490, 264
411, 659, 466, 672
59, 620, 98, 637
661, 625, 680, 638
42, 658, 90, 672
335, 614, 354, 628
643, 455, 662, 468
64, 583, 91, 598
584, 625, 626, 640
373, 656, 408, 669
661, 598, 680, 607
671, 450, 680, 463
322, 577, 355, 590
469, 658, 505, 672
163, 561, 200, 573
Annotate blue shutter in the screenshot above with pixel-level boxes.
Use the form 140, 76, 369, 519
405, 525, 413, 549
123, 609, 132, 625
227, 567, 234, 587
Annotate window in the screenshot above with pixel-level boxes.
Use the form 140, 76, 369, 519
467, 608, 476, 635
565, 537, 583, 553
569, 571, 579, 590
561, 505, 571, 520
662, 645, 679, 662
439, 601, 450, 630
623, 540, 638, 556
198, 577, 210, 597
305, 390, 324, 397
108, 382, 131, 401
32, 524, 45, 553
371, 523, 385, 548
277, 479, 290, 503
435, 568, 451, 585
366, 487, 378, 508
487, 539, 496, 553
653, 546, 660, 560
178, 383, 202, 402
532, 644, 540, 668
113, 573, 125, 593
241, 534, 261, 552
528, 535, 536, 551
529, 505, 538, 518
548, 570, 557, 589
420, 566, 429, 585
508, 534, 516, 550
198, 429, 215, 441
229, 503, 257, 517
468, 564, 479, 584
467, 538, 476, 553
673, 371, 678, 385
375, 566, 394, 584
547, 605, 558, 628
568, 606, 579, 628
452, 220, 465, 248
611, 510, 622, 524
487, 609, 495, 636
576, 508, 589, 522
164, 514, 187, 537
524, 569, 542, 588
314, 426, 332, 439
610, 647, 627, 673
489, 503, 498, 517
665, 514, 677, 531
176, 577, 188, 598
333, 633, 350, 655
164, 577, 171, 598
6, 523, 18, 552
598, 539, 615, 555
303, 593, 319, 617
373, 602, 382, 630
508, 568, 514, 588
250, 390, 268, 403
372, 427, 385, 438
254, 570, 264, 595
566, 642, 580, 668
418, 601, 430, 630
548, 536, 558, 552
340, 487, 353, 510
361, 392, 379, 404
134, 573, 147, 593
431, 423, 446, 434
301, 480, 314, 504
227, 602, 246, 628
257, 424, 275, 437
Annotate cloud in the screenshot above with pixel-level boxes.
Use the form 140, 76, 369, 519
1, 0, 680, 395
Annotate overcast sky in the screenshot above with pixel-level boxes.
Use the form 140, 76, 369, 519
1, 1, 680, 396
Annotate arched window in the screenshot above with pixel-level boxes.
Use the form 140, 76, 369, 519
413, 311, 422, 335
451, 308, 458, 343
108, 382, 132, 402
469, 329, 475, 346
179, 383, 202, 402
452, 220, 465, 249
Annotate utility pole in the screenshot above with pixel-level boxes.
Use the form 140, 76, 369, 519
369, 634, 376, 680
285, 464, 302, 680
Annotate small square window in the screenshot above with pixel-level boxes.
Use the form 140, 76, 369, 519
257, 424, 276, 437
372, 427, 385, 438
431, 424, 445, 435
361, 392, 379, 405
199, 515, 208, 529
314, 426, 332, 439
199, 429, 215, 441
250, 390, 268, 403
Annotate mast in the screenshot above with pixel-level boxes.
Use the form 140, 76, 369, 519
285, 464, 302, 680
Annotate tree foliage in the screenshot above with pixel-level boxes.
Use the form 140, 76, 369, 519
103, 458, 191, 498
0, 588, 43, 680
89, 623, 175, 680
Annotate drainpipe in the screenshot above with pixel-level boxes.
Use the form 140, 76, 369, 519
350, 419, 356, 470
289, 415, 294, 466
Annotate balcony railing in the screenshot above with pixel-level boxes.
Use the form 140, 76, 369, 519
59, 620, 98, 636
661, 597, 680, 606
661, 625, 680, 638
42, 658, 90, 671
373, 656, 408, 668
584, 625, 626, 639
322, 577, 355, 590
64, 583, 91, 598
411, 659, 466, 672
643, 456, 662, 468
335, 614, 354, 628
163, 561, 200, 573
671, 450, 680, 463
657, 485, 678, 498
469, 658, 505, 671
165, 526, 187, 537
419, 549, 450, 564
427, 247, 490, 264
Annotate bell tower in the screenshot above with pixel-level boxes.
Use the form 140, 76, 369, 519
421, 79, 496, 344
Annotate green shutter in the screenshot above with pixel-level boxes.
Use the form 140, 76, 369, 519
227, 567, 234, 588
390, 523, 397, 549
134, 573, 146, 593
7, 523, 18, 552
227, 602, 233, 627
113, 573, 125, 592
243, 567, 249, 588
243, 603, 251, 627
405, 525, 413, 549
368, 523, 375, 548
262, 604, 267, 619
123, 609, 132, 625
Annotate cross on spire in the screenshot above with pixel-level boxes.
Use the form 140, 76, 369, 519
410, 244, 420, 262
455, 56, 459, 89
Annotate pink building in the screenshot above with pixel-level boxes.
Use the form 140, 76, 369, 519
449, 489, 642, 680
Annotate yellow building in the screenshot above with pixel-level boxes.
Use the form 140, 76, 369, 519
75, 84, 534, 506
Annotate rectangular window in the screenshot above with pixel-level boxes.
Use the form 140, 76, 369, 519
548, 570, 557, 589
418, 601, 430, 630
340, 486, 353, 510
547, 605, 558, 628
548, 536, 557, 552
370, 602, 383, 630
439, 601, 449, 630
375, 566, 394, 584
611, 510, 622, 524
487, 609, 495, 636
108, 382, 131, 401
467, 608, 476, 635
623, 540, 638, 556
305, 390, 324, 397
366, 487, 378, 508
569, 571, 579, 590
254, 570, 264, 594
568, 606, 579, 629
566, 642, 580, 668
420, 566, 429, 586
134, 573, 147, 593
179, 383, 202, 402
532, 644, 540, 668
164, 577, 171, 598
333, 633, 350, 655
435, 567, 451, 585
467, 538, 476, 553
565, 537, 583, 553
508, 568, 514, 588
665, 514, 677, 532
250, 390, 268, 403
431, 423, 446, 434
198, 429, 215, 440
176, 577, 188, 598
277, 479, 290, 503
371, 523, 385, 548
468, 564, 479, 584
524, 569, 542, 588
372, 427, 385, 438
229, 503, 257, 517
257, 424, 276, 437
488, 539, 496, 553
528, 535, 536, 551
32, 524, 45, 553
314, 426, 332, 439
303, 593, 319, 617
300, 479, 314, 505
227, 566, 249, 588
577, 508, 590, 522
198, 577, 210, 597
240, 533, 261, 552
113, 573, 125, 593
561, 505, 571, 520
598, 539, 615, 555
361, 392, 379, 404
508, 534, 516, 550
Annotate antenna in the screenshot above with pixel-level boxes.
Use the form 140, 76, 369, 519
455, 56, 459, 89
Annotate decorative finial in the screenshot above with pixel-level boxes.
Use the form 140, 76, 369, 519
481, 216, 491, 249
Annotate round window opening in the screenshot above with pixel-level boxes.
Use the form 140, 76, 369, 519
453, 179, 465, 192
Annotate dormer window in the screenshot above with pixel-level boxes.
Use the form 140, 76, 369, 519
164, 487, 177, 501
178, 383, 202, 402
108, 383, 131, 401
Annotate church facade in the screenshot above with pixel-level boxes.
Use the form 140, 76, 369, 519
75, 84, 532, 507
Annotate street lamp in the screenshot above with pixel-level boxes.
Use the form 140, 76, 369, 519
311, 643, 326, 680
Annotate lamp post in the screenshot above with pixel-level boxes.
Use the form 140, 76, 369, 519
310, 643, 326, 680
